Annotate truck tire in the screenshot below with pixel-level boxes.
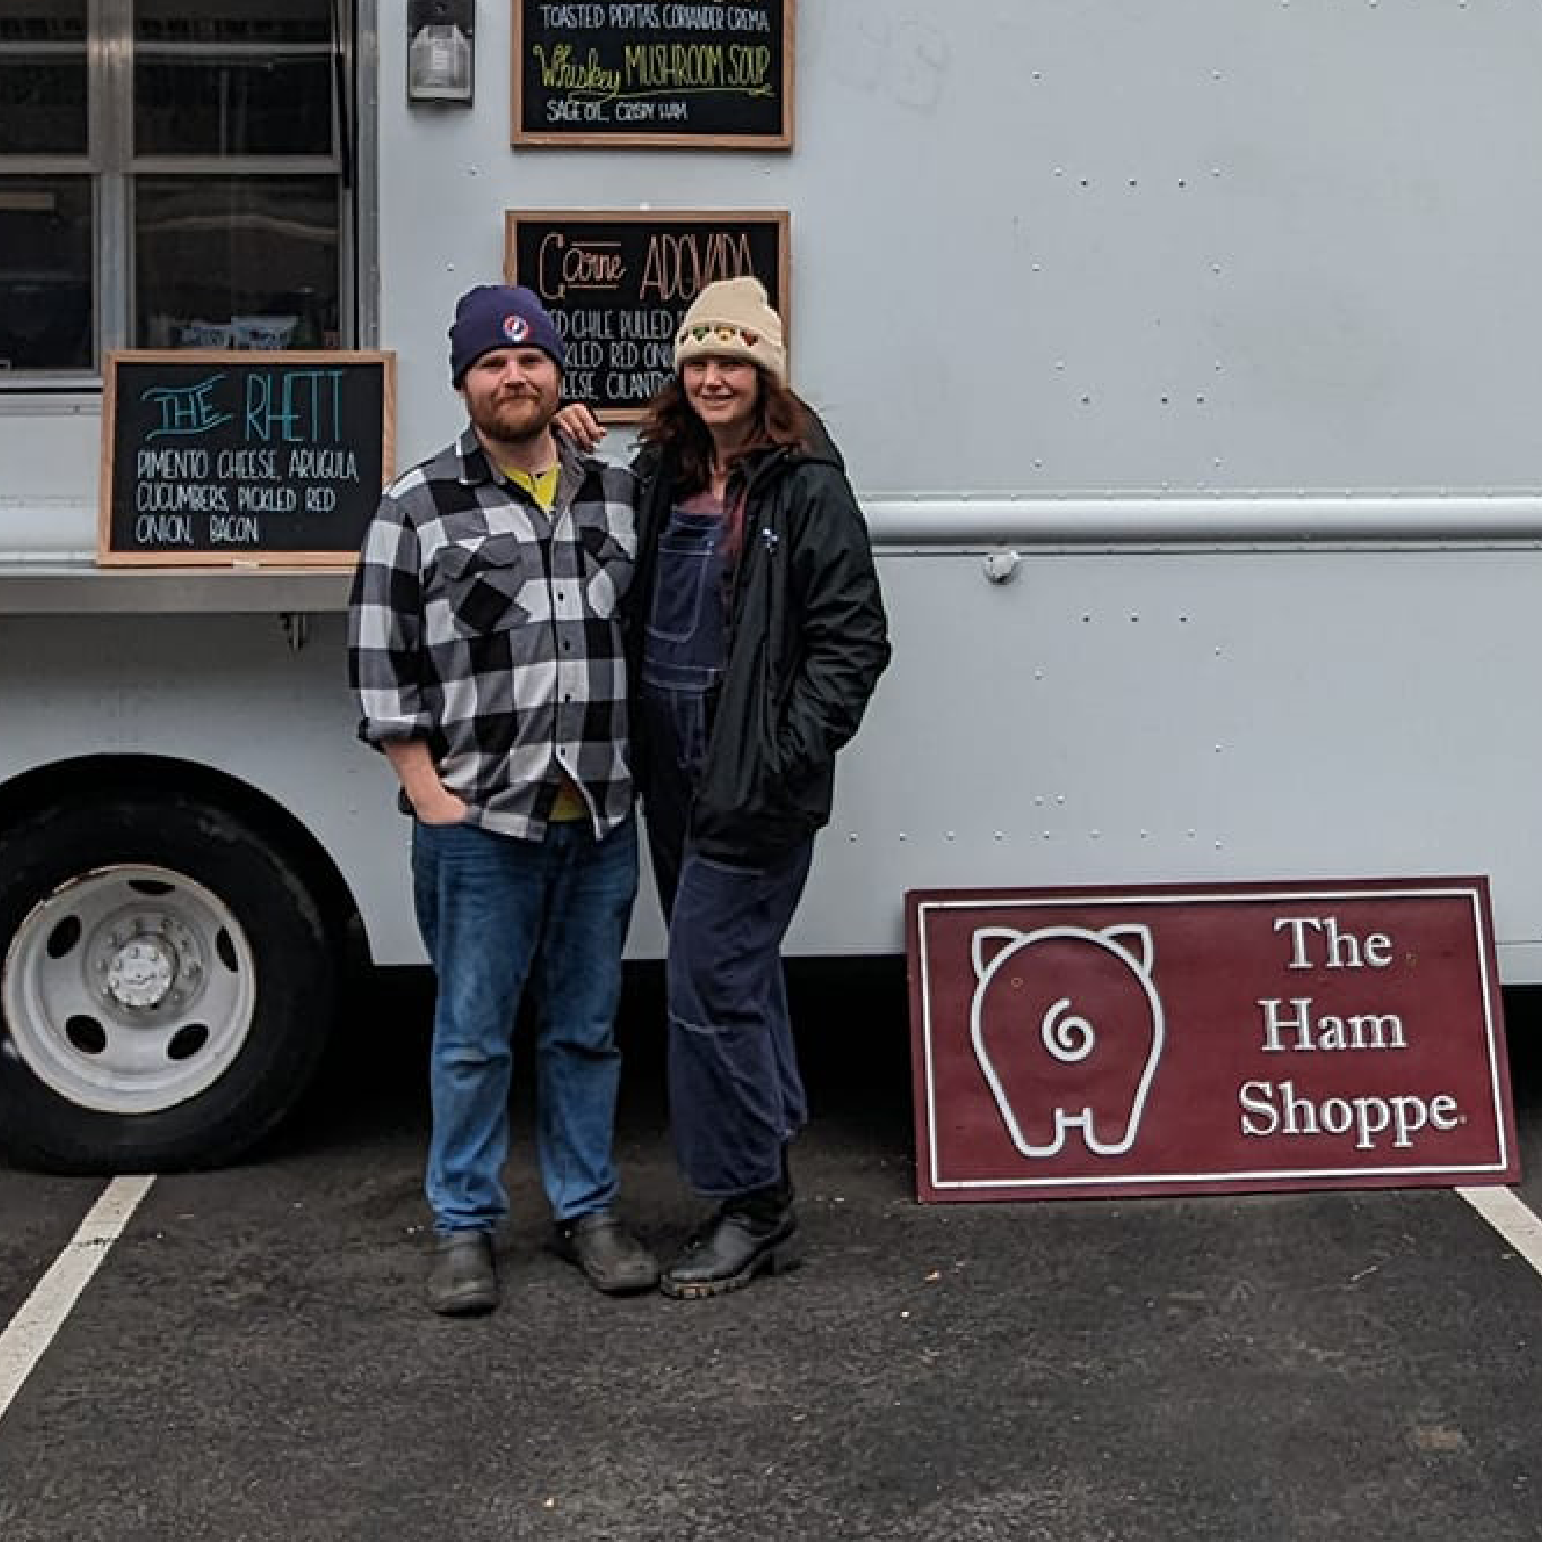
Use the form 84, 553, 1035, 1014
0, 795, 336, 1173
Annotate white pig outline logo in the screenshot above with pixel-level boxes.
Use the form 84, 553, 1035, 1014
969, 924, 1166, 1159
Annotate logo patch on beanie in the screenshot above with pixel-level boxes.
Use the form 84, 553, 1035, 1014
503, 315, 530, 344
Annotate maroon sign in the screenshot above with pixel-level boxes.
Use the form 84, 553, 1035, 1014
907, 878, 1517, 1202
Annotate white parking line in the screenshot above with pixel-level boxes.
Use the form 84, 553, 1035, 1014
1458, 1185, 1542, 1276
0, 1175, 155, 1426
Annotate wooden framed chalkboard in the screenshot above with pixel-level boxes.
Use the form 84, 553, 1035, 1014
512, 0, 794, 149
506, 209, 790, 422
98, 351, 396, 568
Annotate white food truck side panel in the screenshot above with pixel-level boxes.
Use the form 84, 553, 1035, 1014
10, 540, 1542, 977
0, 610, 666, 966
0, 398, 100, 558
373, 1, 1542, 493
0, 0, 1540, 970
813, 542, 1542, 978
9, 3, 1542, 1173
0, 614, 420, 948
7, 3, 1542, 529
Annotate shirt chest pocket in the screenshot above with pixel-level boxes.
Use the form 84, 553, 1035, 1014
433, 534, 531, 637
577, 524, 635, 620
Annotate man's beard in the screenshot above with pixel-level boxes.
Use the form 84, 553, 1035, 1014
470, 387, 556, 448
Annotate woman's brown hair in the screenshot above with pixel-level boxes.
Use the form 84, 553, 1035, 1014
637, 367, 813, 494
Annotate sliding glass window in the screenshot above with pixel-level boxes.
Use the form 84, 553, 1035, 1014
0, 0, 350, 385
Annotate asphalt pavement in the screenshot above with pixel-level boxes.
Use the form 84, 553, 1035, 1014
4, 964, 1542, 1541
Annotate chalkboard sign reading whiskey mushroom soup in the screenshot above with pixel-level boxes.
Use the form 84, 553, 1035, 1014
507, 209, 789, 421
100, 351, 396, 567
513, 0, 793, 147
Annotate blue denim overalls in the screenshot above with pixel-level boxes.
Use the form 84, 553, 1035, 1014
638, 496, 812, 1199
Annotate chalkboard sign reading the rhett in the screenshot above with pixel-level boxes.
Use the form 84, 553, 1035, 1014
99, 351, 396, 567
506, 209, 789, 421
513, 0, 794, 148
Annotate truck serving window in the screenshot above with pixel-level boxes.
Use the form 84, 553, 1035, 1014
0, 0, 349, 384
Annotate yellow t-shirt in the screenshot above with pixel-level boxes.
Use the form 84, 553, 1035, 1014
500, 463, 560, 512
497, 461, 586, 823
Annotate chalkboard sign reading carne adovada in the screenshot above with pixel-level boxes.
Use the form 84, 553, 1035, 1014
513, 0, 793, 148
506, 209, 789, 422
99, 351, 396, 567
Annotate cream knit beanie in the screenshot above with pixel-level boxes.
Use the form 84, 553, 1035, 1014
673, 276, 787, 384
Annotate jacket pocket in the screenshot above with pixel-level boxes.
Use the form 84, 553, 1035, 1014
433, 533, 530, 637
764, 689, 834, 824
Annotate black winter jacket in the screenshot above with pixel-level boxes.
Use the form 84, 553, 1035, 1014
630, 422, 891, 864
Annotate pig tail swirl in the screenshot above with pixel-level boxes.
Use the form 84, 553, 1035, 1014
1041, 997, 1094, 1063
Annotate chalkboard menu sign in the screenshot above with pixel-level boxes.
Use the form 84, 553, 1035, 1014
512, 0, 794, 148
99, 351, 396, 567
506, 209, 790, 421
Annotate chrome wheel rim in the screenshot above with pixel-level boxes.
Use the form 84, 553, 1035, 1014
2, 864, 257, 1114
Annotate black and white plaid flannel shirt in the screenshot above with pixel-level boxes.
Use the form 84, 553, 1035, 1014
348, 428, 637, 841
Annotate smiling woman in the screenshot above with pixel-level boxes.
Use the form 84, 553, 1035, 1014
622, 275, 891, 1298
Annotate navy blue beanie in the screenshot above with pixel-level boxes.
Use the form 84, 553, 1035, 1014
448, 284, 565, 385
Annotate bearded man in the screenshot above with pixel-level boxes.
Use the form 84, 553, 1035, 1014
349, 285, 655, 1314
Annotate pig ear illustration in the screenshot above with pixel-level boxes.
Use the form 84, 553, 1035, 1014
972, 928, 1024, 981
1102, 923, 1155, 976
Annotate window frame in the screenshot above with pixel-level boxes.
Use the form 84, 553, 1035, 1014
0, 0, 373, 393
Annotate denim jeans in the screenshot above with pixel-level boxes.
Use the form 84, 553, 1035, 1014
410, 814, 639, 1233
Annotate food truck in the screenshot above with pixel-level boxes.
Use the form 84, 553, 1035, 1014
3, 0, 1542, 1172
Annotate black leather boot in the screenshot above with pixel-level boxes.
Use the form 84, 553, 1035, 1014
779, 1141, 796, 1202
426, 1230, 498, 1317
660, 1173, 797, 1300
551, 1210, 660, 1295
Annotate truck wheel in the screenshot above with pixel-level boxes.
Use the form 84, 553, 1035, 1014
0, 796, 336, 1173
